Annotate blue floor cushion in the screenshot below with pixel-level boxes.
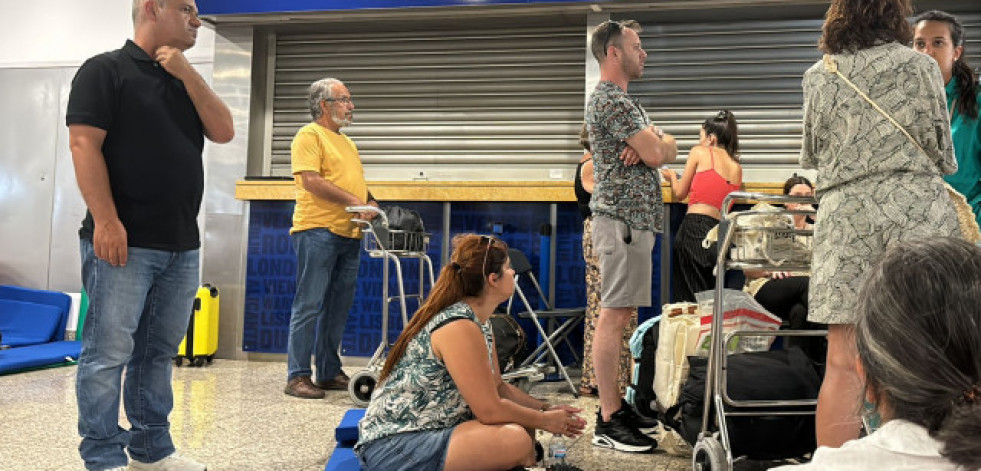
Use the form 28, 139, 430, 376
0, 341, 82, 374
0, 299, 63, 347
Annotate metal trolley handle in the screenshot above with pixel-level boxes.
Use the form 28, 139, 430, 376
346, 205, 387, 226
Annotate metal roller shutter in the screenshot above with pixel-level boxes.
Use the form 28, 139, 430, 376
632, 12, 981, 168
631, 18, 824, 167
269, 24, 586, 176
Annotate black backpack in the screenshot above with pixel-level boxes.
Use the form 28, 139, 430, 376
372, 206, 425, 251
665, 348, 821, 460
488, 313, 526, 373
629, 318, 661, 419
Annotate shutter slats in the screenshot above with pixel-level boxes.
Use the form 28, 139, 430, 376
270, 24, 584, 174
633, 17, 826, 166
267, 12, 981, 175
636, 13, 981, 167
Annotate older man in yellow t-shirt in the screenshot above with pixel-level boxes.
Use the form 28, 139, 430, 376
285, 78, 378, 399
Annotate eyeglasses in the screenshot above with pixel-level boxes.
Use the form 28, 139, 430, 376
324, 96, 353, 105
481, 235, 496, 278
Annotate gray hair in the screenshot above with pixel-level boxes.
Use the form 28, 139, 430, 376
856, 237, 981, 469
307, 78, 343, 120
132, 0, 164, 23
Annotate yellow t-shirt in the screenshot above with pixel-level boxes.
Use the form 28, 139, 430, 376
290, 122, 368, 238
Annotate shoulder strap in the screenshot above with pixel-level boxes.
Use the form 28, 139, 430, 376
822, 54, 927, 156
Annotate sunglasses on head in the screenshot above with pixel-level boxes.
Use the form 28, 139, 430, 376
598, 20, 627, 56
480, 235, 497, 277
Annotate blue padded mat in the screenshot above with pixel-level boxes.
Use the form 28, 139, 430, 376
324, 446, 359, 471
0, 299, 64, 347
335, 408, 365, 447
0, 285, 72, 341
0, 341, 81, 375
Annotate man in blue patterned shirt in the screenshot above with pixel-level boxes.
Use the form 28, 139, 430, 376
585, 19, 677, 453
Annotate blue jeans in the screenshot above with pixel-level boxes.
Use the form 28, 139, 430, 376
76, 239, 199, 470
287, 228, 361, 381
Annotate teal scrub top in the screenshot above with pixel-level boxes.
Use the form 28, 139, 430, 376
945, 76, 981, 226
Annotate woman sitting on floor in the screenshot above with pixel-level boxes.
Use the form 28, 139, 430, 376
355, 234, 586, 471
774, 238, 981, 470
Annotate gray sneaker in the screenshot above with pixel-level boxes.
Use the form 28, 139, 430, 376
128, 452, 206, 471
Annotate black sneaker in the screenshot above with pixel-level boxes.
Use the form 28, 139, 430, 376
592, 407, 657, 453
620, 399, 659, 436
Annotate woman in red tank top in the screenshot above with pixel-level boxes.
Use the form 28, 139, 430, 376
661, 110, 743, 302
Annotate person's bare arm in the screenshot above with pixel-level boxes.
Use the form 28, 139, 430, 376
156, 46, 234, 144
662, 148, 702, 201
433, 321, 583, 437
581, 157, 595, 193
625, 127, 678, 168
69, 124, 128, 266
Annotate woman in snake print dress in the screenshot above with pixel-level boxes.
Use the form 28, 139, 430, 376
801, 0, 958, 449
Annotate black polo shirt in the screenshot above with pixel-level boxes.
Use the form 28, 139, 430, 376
67, 40, 204, 251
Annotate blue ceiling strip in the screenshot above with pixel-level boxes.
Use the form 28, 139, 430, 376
197, 0, 600, 16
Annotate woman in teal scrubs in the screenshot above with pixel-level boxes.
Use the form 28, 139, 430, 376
914, 10, 981, 226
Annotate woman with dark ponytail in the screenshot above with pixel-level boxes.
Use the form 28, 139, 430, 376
355, 234, 585, 471
774, 238, 981, 470
661, 110, 742, 301
914, 10, 981, 228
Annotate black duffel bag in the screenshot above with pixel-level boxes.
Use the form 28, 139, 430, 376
665, 347, 821, 461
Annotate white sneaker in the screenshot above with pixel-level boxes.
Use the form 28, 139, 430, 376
128, 452, 206, 471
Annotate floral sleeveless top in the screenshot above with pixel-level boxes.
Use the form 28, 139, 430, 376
356, 302, 495, 448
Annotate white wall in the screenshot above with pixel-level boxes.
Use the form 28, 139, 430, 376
0, 0, 215, 68
0, 0, 217, 292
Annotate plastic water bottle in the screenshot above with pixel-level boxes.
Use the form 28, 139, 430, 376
547, 433, 567, 470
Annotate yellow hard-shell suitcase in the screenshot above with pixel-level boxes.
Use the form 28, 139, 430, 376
175, 284, 219, 367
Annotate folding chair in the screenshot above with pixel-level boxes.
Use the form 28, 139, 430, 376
506, 248, 585, 396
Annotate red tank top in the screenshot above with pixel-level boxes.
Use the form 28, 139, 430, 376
687, 148, 740, 210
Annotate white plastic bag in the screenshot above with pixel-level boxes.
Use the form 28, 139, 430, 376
694, 289, 782, 355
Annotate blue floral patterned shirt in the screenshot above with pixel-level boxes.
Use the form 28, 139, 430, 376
586, 81, 663, 232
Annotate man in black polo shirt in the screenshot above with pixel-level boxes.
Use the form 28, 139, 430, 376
66, 1, 232, 470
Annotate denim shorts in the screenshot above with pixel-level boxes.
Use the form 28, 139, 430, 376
356, 427, 456, 471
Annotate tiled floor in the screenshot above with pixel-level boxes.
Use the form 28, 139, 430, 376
0, 360, 784, 470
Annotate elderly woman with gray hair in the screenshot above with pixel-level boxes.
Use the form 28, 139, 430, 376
774, 237, 981, 470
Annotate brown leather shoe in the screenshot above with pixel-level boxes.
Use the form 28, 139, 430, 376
314, 372, 350, 390
285, 376, 325, 399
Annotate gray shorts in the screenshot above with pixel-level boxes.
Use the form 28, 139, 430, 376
591, 215, 654, 308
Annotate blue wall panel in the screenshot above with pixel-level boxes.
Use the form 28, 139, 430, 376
242, 200, 668, 358
243, 201, 443, 355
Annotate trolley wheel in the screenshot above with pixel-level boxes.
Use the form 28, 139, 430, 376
193, 357, 206, 367
692, 435, 727, 471
174, 357, 183, 367
349, 370, 379, 407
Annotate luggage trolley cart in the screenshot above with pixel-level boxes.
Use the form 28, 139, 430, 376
693, 192, 824, 471
345, 205, 435, 407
